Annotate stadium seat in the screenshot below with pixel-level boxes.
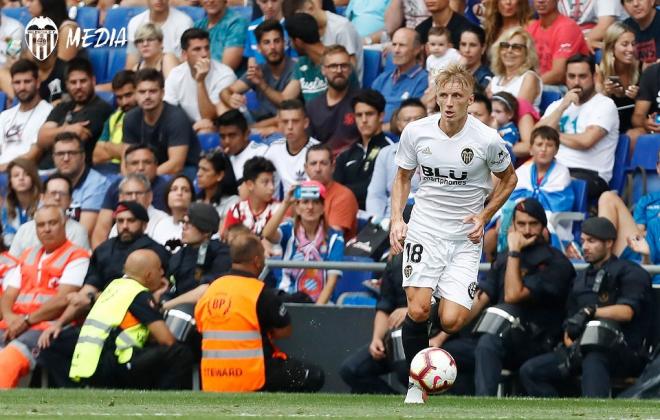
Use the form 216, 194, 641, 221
336, 292, 377, 307
74, 6, 99, 32
627, 134, 660, 204
0, 91, 6, 113
104, 7, 145, 33
332, 255, 375, 302
609, 134, 630, 195
96, 91, 115, 106
539, 90, 562, 115
571, 178, 588, 214
362, 49, 382, 88
107, 47, 128, 81
87, 47, 109, 84
198, 132, 220, 152
177, 6, 205, 22
1, 7, 31, 26
245, 90, 259, 113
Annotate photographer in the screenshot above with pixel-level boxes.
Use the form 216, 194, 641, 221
519, 217, 652, 398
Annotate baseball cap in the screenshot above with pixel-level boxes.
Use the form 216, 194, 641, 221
114, 201, 149, 222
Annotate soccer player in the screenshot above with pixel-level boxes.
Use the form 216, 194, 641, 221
389, 64, 518, 403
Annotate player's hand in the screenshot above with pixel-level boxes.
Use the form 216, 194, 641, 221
387, 307, 408, 330
389, 218, 407, 255
561, 88, 581, 109
194, 58, 210, 82
507, 231, 536, 252
369, 337, 386, 360
627, 234, 650, 256
38, 323, 62, 349
463, 214, 486, 244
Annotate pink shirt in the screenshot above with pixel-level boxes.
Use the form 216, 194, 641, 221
526, 14, 590, 75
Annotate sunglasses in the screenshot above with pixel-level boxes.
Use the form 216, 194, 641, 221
499, 42, 526, 52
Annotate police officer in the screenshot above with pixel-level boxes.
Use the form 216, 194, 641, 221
519, 217, 652, 398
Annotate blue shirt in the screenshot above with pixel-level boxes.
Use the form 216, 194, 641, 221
69, 168, 111, 220
243, 16, 295, 64
370, 64, 428, 122
498, 121, 520, 147
633, 191, 660, 227
195, 8, 248, 63
344, 0, 391, 37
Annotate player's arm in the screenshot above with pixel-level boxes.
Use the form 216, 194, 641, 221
389, 167, 415, 254
481, 165, 517, 223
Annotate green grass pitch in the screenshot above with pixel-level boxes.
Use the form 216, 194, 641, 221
0, 389, 658, 419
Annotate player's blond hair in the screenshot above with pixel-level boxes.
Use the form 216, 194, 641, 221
433, 63, 475, 96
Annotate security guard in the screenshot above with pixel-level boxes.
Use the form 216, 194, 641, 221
519, 217, 652, 398
195, 233, 324, 392
69, 249, 193, 389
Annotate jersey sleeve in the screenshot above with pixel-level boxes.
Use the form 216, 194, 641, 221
485, 133, 512, 173
394, 129, 418, 170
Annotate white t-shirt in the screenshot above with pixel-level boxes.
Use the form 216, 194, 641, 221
0, 101, 53, 165
426, 48, 462, 78
9, 219, 90, 258
4, 254, 89, 290
323, 11, 364, 83
230, 141, 269, 181
395, 114, 511, 241
546, 93, 619, 182
109, 206, 169, 241
151, 216, 183, 251
558, 0, 626, 29
0, 15, 23, 66
489, 70, 543, 110
265, 137, 320, 197
127, 8, 193, 57
164, 60, 236, 122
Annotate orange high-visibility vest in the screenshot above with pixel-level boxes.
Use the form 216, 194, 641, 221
195, 274, 266, 392
0, 241, 89, 331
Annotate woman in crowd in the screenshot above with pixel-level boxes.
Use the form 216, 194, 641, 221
1, 159, 41, 248
128, 23, 179, 79
596, 22, 640, 136
25, 0, 81, 61
152, 174, 194, 251
483, 0, 533, 49
458, 26, 493, 92
262, 181, 344, 305
196, 150, 239, 229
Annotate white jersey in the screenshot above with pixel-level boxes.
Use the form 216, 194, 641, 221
395, 114, 511, 241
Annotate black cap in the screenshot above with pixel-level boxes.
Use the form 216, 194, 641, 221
188, 202, 220, 234
114, 201, 149, 223
581, 217, 617, 241
514, 198, 547, 227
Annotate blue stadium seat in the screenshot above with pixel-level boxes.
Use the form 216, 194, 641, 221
571, 178, 588, 214
104, 7, 145, 33
74, 6, 99, 31
609, 134, 630, 195
362, 49, 382, 88
177, 6, 205, 22
336, 292, 377, 307
198, 132, 220, 152
0, 91, 6, 112
245, 90, 259, 113
107, 47, 127, 81
87, 47, 109, 83
539, 90, 562, 115
1, 7, 31, 26
96, 91, 115, 106
627, 134, 660, 203
332, 255, 375, 302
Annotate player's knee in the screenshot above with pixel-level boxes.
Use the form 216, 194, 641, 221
407, 301, 431, 322
440, 312, 467, 335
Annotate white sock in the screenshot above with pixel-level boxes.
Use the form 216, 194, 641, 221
404, 379, 426, 404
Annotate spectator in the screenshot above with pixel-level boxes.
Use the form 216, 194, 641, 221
0, 50, 66, 105
0, 205, 89, 388
384, 0, 430, 35
526, 0, 590, 86
108, 174, 169, 242
371, 28, 428, 125
425, 27, 462, 85
558, 0, 626, 51
458, 26, 493, 92
629, 63, 660, 144
92, 71, 138, 174
366, 98, 425, 219
194, 0, 248, 70
265, 99, 320, 196
262, 180, 344, 303
126, 0, 193, 69
26, 0, 81, 62
491, 91, 520, 149
9, 174, 90, 257
1, 159, 41, 248
596, 22, 640, 136
52, 132, 110, 237
92, 145, 169, 249
37, 57, 113, 171
622, 0, 660, 67
151, 174, 195, 251
197, 150, 240, 229
305, 144, 359, 239
222, 156, 279, 237
468, 91, 493, 125
221, 19, 296, 136
123, 68, 200, 178
164, 28, 236, 132
216, 110, 269, 182
345, 0, 390, 42
0, 1, 23, 67
283, 0, 364, 83
415, 0, 475, 46
245, 0, 293, 64
162, 203, 231, 309
483, 0, 532, 48
306, 45, 360, 152
537, 54, 620, 201
128, 23, 179, 79
0, 59, 52, 172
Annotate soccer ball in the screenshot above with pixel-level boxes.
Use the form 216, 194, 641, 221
409, 347, 457, 394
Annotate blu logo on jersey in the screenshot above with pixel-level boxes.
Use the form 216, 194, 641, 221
420, 166, 468, 185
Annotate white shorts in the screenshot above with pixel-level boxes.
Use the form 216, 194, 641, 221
401, 237, 482, 309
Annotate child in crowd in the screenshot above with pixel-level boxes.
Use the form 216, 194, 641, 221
468, 92, 493, 126
425, 27, 462, 82
491, 92, 520, 147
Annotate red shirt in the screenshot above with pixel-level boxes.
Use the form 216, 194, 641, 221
527, 15, 590, 75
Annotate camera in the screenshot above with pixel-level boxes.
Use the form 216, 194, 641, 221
294, 185, 321, 200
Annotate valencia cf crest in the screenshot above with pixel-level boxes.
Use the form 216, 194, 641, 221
461, 148, 474, 165
468, 282, 478, 299
404, 264, 413, 278
25, 16, 58, 61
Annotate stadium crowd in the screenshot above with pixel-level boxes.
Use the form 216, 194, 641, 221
0, 0, 659, 397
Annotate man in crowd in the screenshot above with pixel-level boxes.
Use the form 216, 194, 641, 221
194, 0, 248, 70
526, 0, 590, 86
306, 45, 360, 153
0, 205, 90, 388
415, 0, 475, 46
196, 233, 324, 392
629, 62, 660, 143
221, 19, 295, 136
92, 71, 137, 172
0, 59, 52, 171
305, 144, 358, 240
371, 28, 428, 126
520, 217, 652, 398
53, 132, 110, 238
334, 90, 392, 210
123, 69, 200, 178
244, 0, 292, 63
536, 54, 619, 201
68, 249, 193, 389
216, 110, 269, 183
164, 28, 236, 131
265, 99, 320, 197
37, 57, 113, 170
622, 0, 660, 66
10, 175, 90, 257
